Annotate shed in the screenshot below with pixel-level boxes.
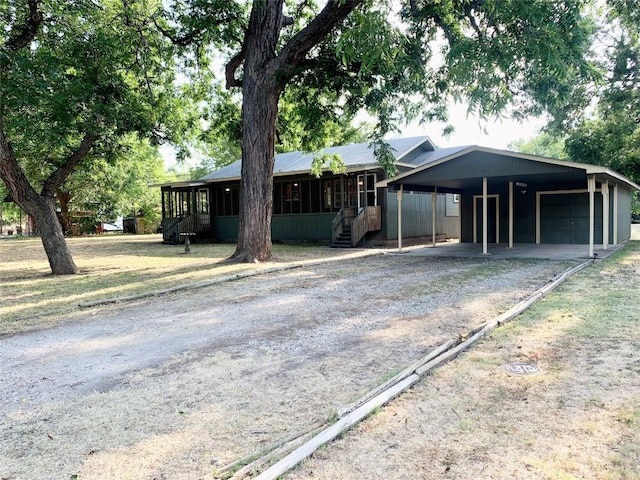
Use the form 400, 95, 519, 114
378, 146, 640, 258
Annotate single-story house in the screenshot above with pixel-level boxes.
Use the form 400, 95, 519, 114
378, 145, 640, 257
157, 135, 639, 257
158, 136, 462, 247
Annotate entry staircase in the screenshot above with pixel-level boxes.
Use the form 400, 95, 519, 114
161, 213, 210, 244
330, 206, 381, 248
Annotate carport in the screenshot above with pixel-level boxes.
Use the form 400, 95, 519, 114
379, 146, 640, 258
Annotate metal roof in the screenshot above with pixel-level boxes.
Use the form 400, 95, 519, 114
197, 136, 437, 182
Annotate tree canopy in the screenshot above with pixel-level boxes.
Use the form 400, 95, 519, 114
1, 0, 610, 271
165, 0, 597, 262
0, 0, 194, 273
562, 0, 640, 184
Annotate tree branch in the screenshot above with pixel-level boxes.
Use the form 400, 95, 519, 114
274, 0, 363, 82
0, 125, 40, 208
226, 38, 246, 89
41, 133, 99, 198
5, 0, 43, 51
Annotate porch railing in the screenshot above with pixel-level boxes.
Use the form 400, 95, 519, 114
331, 205, 381, 247
162, 213, 211, 244
350, 206, 382, 246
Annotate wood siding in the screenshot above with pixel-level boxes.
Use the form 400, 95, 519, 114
384, 191, 460, 240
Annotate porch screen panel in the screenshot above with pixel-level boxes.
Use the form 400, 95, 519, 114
301, 180, 311, 213
273, 182, 283, 215
310, 179, 321, 213
215, 187, 225, 216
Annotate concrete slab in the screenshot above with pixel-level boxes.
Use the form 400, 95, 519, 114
394, 241, 626, 261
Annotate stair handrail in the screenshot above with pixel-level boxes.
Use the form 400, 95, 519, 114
351, 208, 367, 246
162, 215, 182, 243
350, 206, 383, 247
331, 208, 345, 244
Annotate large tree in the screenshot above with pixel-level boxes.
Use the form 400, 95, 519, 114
163, 0, 597, 263
564, 0, 640, 183
0, 0, 186, 274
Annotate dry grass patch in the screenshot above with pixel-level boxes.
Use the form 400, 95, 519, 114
289, 242, 640, 480
0, 234, 354, 334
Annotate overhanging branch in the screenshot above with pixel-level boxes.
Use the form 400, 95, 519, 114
275, 0, 362, 78
41, 133, 99, 198
5, 0, 43, 51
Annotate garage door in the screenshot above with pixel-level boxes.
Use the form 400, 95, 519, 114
540, 193, 602, 244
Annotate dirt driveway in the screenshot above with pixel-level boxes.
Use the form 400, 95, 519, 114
1, 254, 578, 479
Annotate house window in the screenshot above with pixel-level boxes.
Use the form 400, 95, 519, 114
358, 173, 377, 208
283, 181, 301, 214
333, 178, 343, 209
196, 189, 209, 214
310, 179, 321, 212
218, 185, 239, 216
323, 180, 332, 211
273, 182, 283, 214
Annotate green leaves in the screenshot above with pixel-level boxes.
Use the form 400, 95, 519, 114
310, 152, 347, 178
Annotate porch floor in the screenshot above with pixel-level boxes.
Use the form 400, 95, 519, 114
394, 240, 627, 261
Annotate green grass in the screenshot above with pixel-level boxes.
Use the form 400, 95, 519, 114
0, 234, 352, 334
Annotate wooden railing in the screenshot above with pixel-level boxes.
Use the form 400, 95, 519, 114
350, 206, 382, 246
332, 205, 381, 247
162, 213, 211, 244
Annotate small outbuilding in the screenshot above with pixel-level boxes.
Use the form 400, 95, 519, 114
379, 146, 640, 258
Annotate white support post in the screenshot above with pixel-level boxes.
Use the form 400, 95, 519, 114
613, 184, 618, 245
508, 181, 514, 249
482, 176, 488, 255
397, 185, 403, 252
535, 192, 541, 244
431, 191, 437, 247
588, 175, 596, 258
602, 180, 609, 250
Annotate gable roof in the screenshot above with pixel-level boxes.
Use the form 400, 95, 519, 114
196, 136, 437, 183
378, 145, 640, 192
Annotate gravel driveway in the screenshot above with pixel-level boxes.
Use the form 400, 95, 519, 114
0, 253, 575, 479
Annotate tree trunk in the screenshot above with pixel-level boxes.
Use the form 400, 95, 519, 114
56, 190, 73, 235
231, 1, 285, 263
227, 0, 362, 263
29, 196, 79, 274
0, 129, 78, 274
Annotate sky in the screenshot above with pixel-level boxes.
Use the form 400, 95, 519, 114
396, 102, 547, 151
163, 102, 548, 170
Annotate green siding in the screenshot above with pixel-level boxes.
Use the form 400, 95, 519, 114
617, 187, 632, 242
385, 191, 460, 239
271, 213, 334, 241
211, 213, 334, 242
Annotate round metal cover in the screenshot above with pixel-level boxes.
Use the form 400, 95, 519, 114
505, 362, 541, 375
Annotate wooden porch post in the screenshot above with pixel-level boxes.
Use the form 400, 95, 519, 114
613, 184, 618, 245
588, 175, 595, 258
397, 185, 403, 252
431, 190, 437, 247
482, 176, 488, 255
508, 181, 514, 248
602, 180, 609, 250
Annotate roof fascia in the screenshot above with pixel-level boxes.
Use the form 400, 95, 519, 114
377, 145, 476, 187
394, 136, 435, 162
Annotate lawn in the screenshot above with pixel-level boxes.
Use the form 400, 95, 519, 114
0, 234, 357, 335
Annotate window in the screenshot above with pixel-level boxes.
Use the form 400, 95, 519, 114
196, 189, 209, 214
358, 173, 377, 207
323, 180, 332, 211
